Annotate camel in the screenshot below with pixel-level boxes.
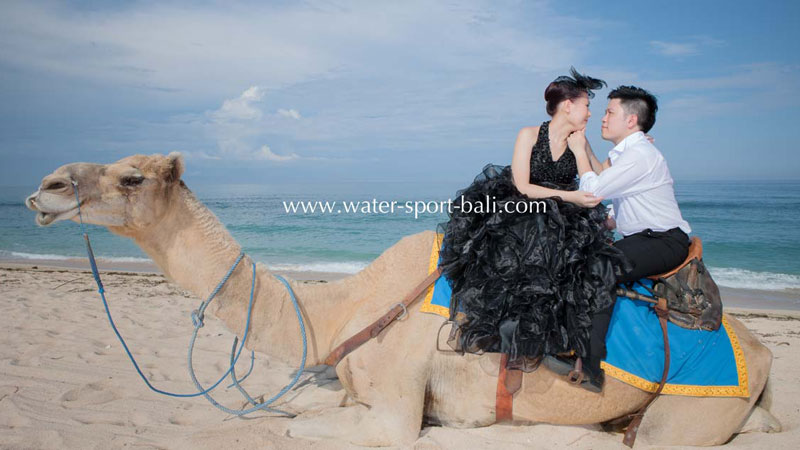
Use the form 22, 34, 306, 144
26, 152, 780, 447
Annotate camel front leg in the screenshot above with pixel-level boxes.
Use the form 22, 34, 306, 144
287, 402, 422, 446
286, 404, 370, 442
287, 349, 429, 446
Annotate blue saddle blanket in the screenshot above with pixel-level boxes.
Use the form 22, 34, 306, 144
420, 236, 749, 398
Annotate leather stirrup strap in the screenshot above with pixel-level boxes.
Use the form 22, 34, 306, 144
623, 297, 671, 447
324, 267, 443, 367
496, 353, 522, 422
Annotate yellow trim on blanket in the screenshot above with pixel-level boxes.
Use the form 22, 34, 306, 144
420, 233, 450, 317
601, 315, 749, 398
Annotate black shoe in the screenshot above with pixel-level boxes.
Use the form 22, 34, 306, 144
543, 354, 577, 376
581, 367, 604, 393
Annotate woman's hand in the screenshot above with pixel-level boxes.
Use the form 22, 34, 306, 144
567, 129, 587, 154
566, 190, 603, 208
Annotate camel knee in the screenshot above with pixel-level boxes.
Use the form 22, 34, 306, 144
739, 406, 781, 434
749, 343, 773, 399
757, 376, 775, 411
638, 396, 753, 446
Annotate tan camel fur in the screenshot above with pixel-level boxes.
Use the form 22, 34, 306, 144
26, 153, 779, 446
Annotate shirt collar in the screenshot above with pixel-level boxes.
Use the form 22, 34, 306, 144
610, 131, 645, 157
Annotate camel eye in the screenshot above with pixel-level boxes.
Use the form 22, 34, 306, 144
44, 181, 67, 191
121, 175, 145, 187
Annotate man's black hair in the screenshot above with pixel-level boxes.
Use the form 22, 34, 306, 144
608, 86, 658, 133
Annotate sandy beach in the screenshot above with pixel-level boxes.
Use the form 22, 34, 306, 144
1, 261, 799, 449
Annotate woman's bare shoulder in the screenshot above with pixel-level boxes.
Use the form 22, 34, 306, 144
516, 126, 541, 144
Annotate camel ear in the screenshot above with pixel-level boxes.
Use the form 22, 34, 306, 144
164, 152, 184, 183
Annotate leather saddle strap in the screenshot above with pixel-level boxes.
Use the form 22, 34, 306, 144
496, 353, 523, 422
623, 297, 671, 447
324, 267, 443, 367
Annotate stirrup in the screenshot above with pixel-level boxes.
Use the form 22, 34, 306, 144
567, 357, 584, 384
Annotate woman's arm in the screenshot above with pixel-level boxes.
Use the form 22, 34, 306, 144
567, 129, 596, 177
511, 127, 602, 207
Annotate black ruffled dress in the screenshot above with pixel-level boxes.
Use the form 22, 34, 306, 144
438, 121, 627, 370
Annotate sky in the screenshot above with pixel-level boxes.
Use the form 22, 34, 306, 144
1, 0, 799, 189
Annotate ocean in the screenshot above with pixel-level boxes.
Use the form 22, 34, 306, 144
2, 180, 799, 294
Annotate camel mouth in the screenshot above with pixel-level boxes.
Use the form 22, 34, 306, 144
35, 207, 79, 226
27, 191, 81, 226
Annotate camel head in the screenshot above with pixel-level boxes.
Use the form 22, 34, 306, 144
26, 153, 184, 234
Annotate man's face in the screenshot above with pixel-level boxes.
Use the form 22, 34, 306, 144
601, 98, 633, 144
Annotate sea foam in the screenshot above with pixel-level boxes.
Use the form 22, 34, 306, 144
267, 261, 368, 274
709, 266, 800, 291
2, 251, 151, 264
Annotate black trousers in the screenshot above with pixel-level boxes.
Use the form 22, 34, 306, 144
585, 227, 690, 374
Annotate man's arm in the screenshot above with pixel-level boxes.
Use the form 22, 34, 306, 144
568, 131, 596, 179
585, 140, 611, 173
578, 148, 653, 199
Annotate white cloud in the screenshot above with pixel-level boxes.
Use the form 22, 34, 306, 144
202, 87, 315, 161
640, 63, 800, 120
256, 145, 300, 162
277, 108, 301, 120
209, 86, 265, 122
650, 36, 725, 57
661, 95, 743, 118
650, 41, 698, 57
644, 63, 794, 94
0, 0, 610, 162
181, 150, 222, 160
0, 1, 591, 101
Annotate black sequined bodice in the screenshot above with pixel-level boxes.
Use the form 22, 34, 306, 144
529, 121, 577, 186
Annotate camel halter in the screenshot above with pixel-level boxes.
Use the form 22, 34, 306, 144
71, 180, 308, 417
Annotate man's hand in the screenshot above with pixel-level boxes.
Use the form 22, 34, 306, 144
566, 190, 603, 208
604, 216, 616, 230
567, 129, 588, 154
645, 134, 655, 144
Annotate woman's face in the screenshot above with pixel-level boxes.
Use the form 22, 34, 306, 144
564, 94, 591, 128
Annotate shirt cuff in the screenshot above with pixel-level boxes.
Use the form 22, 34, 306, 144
578, 172, 599, 193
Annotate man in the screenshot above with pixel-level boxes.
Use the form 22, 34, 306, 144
563, 85, 691, 391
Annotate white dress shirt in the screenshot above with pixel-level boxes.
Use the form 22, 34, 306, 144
578, 131, 691, 237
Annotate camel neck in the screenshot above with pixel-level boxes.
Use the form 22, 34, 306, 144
129, 186, 348, 366
132, 187, 247, 298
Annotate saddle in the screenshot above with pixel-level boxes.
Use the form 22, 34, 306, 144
647, 237, 723, 331
615, 238, 722, 331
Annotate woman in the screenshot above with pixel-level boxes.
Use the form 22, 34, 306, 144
438, 68, 627, 390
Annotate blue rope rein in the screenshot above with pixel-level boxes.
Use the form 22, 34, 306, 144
71, 181, 308, 415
